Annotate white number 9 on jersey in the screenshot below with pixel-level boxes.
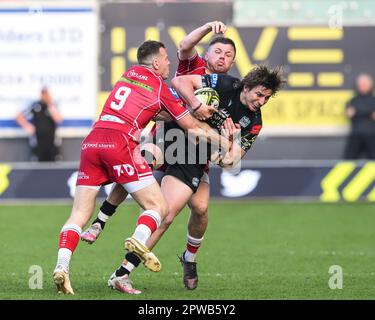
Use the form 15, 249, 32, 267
110, 86, 131, 110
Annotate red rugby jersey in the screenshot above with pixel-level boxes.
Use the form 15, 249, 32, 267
175, 52, 207, 77
95, 65, 189, 140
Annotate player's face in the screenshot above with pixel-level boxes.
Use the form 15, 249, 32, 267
241, 85, 273, 112
205, 43, 235, 74
156, 47, 171, 80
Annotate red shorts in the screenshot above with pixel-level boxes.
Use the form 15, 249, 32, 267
77, 128, 154, 190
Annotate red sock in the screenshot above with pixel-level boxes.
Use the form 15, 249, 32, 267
58, 225, 81, 253
137, 214, 158, 233
186, 234, 204, 255
187, 243, 200, 254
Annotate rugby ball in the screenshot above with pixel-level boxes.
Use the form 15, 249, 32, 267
194, 88, 220, 109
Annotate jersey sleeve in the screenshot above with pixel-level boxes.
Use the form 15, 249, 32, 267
175, 53, 206, 76
201, 74, 241, 96
160, 84, 189, 121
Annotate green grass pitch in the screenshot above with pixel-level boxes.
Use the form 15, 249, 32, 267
0, 201, 374, 300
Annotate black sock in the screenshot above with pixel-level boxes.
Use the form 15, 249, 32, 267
115, 253, 142, 277
115, 265, 129, 277
94, 200, 118, 229
126, 252, 142, 266
93, 217, 106, 230
100, 200, 118, 216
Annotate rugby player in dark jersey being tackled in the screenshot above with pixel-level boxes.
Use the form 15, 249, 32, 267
95, 65, 284, 295
160, 65, 285, 290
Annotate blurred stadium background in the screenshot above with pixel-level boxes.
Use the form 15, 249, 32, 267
1, 0, 375, 300
1, 0, 375, 202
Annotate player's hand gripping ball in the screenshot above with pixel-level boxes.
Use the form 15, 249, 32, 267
194, 88, 220, 109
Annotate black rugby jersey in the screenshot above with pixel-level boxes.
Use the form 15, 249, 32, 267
201, 74, 262, 152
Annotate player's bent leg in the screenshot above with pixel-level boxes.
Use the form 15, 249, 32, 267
124, 179, 168, 272
146, 175, 194, 250
81, 183, 128, 244
187, 180, 209, 244
54, 185, 99, 294
181, 180, 210, 290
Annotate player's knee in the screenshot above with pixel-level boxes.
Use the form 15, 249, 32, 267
191, 201, 208, 217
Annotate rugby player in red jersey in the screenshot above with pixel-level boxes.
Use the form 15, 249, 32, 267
52, 40, 224, 295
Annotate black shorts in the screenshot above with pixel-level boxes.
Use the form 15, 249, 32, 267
156, 121, 208, 193
164, 163, 205, 193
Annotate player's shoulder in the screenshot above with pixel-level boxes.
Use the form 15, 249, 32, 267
204, 74, 241, 91
219, 74, 242, 88
178, 52, 205, 64
194, 54, 206, 65
176, 54, 206, 76
123, 65, 165, 95
125, 65, 162, 83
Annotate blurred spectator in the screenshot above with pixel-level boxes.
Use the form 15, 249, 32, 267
16, 87, 63, 162
344, 73, 375, 159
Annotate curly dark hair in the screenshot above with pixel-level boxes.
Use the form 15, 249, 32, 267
241, 65, 285, 96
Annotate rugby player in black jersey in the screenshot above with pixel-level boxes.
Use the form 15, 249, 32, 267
160, 65, 285, 289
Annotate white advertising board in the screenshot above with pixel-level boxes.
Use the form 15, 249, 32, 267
0, 1, 98, 137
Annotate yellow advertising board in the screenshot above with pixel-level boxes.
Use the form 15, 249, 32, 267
99, 2, 375, 135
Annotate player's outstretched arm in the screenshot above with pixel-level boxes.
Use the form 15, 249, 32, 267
178, 21, 227, 61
